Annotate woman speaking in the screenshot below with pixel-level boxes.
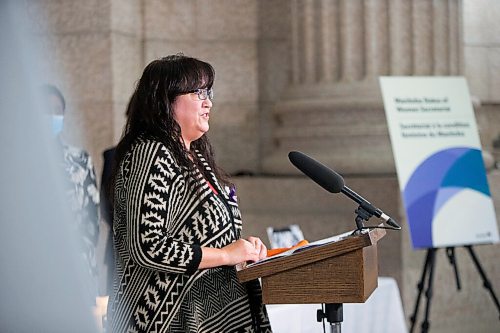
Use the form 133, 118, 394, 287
107, 54, 272, 333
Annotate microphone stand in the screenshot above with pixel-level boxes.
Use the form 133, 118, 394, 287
341, 186, 380, 233
316, 205, 375, 332
354, 205, 373, 234
317, 303, 343, 333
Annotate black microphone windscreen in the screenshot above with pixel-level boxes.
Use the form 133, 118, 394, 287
288, 151, 345, 193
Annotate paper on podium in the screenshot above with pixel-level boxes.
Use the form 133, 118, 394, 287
245, 229, 364, 269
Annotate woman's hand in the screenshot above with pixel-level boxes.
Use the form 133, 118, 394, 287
221, 237, 267, 266
245, 236, 267, 261
199, 237, 268, 269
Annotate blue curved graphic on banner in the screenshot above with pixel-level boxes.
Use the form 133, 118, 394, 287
433, 187, 462, 216
403, 147, 489, 248
404, 148, 465, 208
441, 150, 490, 196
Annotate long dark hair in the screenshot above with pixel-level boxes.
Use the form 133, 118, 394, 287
110, 54, 230, 202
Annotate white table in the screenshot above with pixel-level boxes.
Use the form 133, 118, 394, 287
266, 277, 408, 333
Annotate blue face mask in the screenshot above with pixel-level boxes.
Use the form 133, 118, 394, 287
51, 115, 64, 136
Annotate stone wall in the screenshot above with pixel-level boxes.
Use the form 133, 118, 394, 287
143, 0, 261, 174
25, 0, 143, 175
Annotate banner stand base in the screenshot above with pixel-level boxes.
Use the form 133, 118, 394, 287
409, 246, 500, 333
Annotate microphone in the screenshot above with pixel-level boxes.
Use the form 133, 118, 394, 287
288, 151, 401, 230
288, 151, 344, 193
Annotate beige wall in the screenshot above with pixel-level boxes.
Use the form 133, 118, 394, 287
25, 0, 142, 176
28, 0, 500, 175
464, 0, 500, 166
464, 0, 500, 103
143, 0, 260, 174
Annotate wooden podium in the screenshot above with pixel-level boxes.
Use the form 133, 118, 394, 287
237, 228, 386, 331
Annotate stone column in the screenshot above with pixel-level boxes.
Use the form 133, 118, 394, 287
263, 0, 463, 175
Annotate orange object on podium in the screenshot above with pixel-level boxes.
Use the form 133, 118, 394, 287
266, 239, 310, 257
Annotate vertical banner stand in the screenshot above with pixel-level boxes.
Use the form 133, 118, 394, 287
380, 77, 500, 331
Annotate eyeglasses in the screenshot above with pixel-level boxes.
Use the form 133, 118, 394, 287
187, 88, 214, 101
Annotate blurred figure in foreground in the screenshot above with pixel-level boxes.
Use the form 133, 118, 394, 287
0, 2, 97, 331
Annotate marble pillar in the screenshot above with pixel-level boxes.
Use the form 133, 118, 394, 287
263, 0, 463, 175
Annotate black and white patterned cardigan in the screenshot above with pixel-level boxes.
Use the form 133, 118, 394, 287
108, 138, 272, 333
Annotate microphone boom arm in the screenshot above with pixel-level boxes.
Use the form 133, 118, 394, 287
342, 185, 402, 231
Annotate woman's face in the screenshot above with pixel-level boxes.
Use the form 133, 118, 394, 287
172, 90, 212, 149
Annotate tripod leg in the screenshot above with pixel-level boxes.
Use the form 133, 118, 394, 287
421, 249, 437, 333
410, 249, 433, 333
465, 246, 500, 319
446, 247, 461, 290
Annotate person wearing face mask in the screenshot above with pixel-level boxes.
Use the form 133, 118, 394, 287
106, 55, 272, 333
41, 84, 100, 301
